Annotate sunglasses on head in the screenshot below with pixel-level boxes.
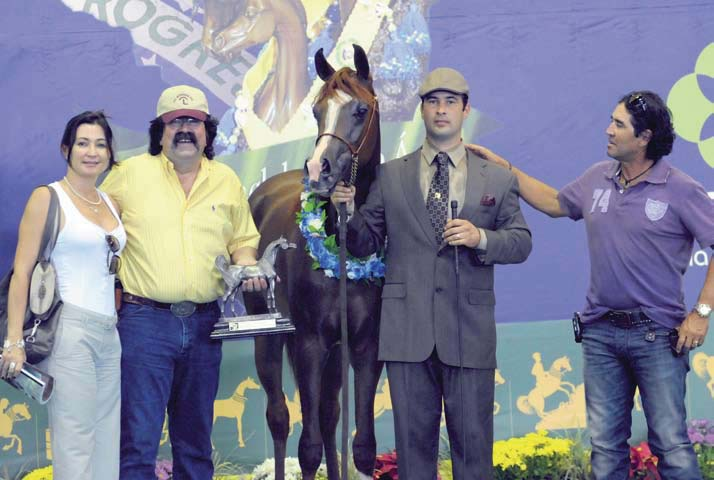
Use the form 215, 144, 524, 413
105, 234, 121, 275
627, 93, 648, 113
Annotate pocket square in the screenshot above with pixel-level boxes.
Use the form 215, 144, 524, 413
480, 195, 496, 206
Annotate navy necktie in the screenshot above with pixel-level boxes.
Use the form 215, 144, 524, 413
426, 152, 449, 244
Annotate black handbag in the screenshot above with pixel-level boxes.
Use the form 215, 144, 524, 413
0, 186, 63, 364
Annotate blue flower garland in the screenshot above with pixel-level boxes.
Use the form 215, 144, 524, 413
296, 189, 385, 281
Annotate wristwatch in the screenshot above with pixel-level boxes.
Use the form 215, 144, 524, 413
693, 303, 712, 318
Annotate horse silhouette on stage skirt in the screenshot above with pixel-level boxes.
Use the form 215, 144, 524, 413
245, 44, 384, 480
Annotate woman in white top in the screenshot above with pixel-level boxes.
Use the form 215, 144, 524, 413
0, 111, 126, 479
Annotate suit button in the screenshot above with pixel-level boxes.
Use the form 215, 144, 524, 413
435, 287, 443, 293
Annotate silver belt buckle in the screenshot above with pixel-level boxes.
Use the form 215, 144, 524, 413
170, 301, 196, 317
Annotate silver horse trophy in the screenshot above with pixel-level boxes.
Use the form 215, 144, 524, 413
211, 236, 297, 339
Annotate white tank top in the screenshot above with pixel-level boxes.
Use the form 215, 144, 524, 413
50, 182, 126, 316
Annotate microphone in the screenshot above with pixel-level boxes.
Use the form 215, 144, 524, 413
449, 199, 465, 471
451, 200, 459, 275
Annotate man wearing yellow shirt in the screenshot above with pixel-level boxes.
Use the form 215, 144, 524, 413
102, 85, 265, 480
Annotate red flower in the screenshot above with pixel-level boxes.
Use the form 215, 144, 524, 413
373, 450, 442, 480
629, 441, 660, 479
374, 450, 399, 479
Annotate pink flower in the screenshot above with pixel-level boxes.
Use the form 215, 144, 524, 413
155, 459, 173, 480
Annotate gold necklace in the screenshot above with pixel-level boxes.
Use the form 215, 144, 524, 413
63, 177, 102, 213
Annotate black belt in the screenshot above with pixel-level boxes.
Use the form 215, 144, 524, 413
602, 310, 651, 328
122, 293, 216, 317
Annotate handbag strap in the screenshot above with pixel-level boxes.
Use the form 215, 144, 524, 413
38, 186, 61, 263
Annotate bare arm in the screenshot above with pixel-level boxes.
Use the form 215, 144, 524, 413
1, 187, 51, 378
467, 144, 567, 218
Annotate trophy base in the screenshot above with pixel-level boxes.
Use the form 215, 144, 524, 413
210, 312, 296, 340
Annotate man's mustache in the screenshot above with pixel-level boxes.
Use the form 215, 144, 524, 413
173, 131, 197, 146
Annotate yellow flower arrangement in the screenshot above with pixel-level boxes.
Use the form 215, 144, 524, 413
493, 431, 574, 479
21, 465, 52, 480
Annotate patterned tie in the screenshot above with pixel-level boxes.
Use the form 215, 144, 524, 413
426, 152, 449, 245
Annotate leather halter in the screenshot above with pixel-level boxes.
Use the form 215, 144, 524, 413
314, 98, 378, 186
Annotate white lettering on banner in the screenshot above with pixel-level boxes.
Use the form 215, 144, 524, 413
690, 250, 710, 267
62, 0, 257, 106
590, 188, 611, 213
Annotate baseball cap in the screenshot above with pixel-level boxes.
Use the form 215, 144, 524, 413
418, 68, 469, 98
156, 85, 209, 122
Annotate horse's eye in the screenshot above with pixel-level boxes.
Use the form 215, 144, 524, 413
354, 106, 368, 118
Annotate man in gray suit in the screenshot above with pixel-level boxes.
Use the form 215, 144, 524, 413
331, 68, 532, 479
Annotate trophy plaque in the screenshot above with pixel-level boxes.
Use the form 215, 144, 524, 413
211, 236, 296, 340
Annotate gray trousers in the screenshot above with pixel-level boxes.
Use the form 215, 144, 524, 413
387, 350, 495, 480
41, 302, 121, 480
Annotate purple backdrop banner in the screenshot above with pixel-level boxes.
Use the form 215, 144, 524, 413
1, 0, 713, 321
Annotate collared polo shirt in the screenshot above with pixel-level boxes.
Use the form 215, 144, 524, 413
101, 152, 260, 303
558, 158, 714, 328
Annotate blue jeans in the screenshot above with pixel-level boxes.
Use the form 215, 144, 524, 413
117, 302, 222, 480
582, 319, 701, 480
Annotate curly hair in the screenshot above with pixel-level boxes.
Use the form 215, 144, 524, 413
61, 110, 116, 169
148, 115, 220, 159
619, 91, 675, 161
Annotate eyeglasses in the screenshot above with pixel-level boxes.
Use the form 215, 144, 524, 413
105, 235, 121, 275
628, 94, 648, 113
166, 117, 203, 129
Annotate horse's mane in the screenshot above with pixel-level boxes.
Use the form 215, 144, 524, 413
314, 67, 377, 107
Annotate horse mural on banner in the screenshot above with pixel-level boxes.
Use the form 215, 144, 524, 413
246, 44, 383, 480
517, 353, 577, 418
213, 376, 262, 448
202, 0, 309, 131
0, 399, 32, 455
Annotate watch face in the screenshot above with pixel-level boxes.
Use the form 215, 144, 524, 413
697, 304, 712, 317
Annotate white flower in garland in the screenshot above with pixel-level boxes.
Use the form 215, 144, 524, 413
251, 457, 328, 479
296, 188, 386, 281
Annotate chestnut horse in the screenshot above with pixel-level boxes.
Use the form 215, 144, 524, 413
245, 45, 383, 480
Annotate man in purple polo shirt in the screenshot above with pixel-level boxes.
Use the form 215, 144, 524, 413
470, 91, 713, 479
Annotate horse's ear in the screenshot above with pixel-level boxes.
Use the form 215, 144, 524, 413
315, 48, 335, 81
353, 44, 369, 80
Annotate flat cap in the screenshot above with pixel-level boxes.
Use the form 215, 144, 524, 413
418, 67, 469, 97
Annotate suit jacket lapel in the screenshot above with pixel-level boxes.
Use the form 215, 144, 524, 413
401, 148, 439, 246
458, 149, 487, 221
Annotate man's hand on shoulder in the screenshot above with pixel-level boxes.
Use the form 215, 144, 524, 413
466, 144, 511, 171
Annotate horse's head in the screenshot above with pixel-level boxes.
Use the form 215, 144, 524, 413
271, 236, 297, 251
244, 376, 261, 390
305, 44, 380, 197
203, 0, 307, 61
261, 236, 297, 267
553, 356, 573, 373
11, 403, 31, 421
